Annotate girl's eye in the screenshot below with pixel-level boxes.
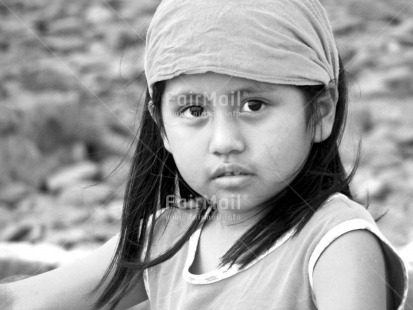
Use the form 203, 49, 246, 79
240, 100, 265, 112
181, 106, 207, 118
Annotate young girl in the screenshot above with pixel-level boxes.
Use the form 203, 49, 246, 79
0, 0, 409, 309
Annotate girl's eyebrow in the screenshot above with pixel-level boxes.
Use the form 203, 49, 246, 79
167, 83, 279, 105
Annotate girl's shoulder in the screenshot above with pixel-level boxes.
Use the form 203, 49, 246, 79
310, 192, 375, 225
297, 192, 380, 246
305, 193, 409, 309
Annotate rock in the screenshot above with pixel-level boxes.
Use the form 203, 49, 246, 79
347, 0, 402, 22
370, 152, 401, 170
351, 171, 391, 203
39, 203, 90, 229
112, 184, 126, 199
361, 126, 402, 168
23, 0, 53, 10
404, 161, 413, 183
32, 18, 49, 35
110, 46, 145, 81
0, 135, 47, 187
0, 80, 9, 98
0, 221, 45, 242
118, 0, 159, 21
92, 200, 123, 223
352, 107, 374, 133
363, 99, 405, 124
19, 94, 100, 156
16, 193, 56, 215
377, 168, 408, 193
58, 182, 114, 207
70, 142, 88, 162
379, 48, 413, 70
0, 204, 14, 228
105, 24, 139, 51
105, 0, 121, 11
0, 182, 32, 205
333, 18, 365, 36
104, 201, 123, 222
43, 35, 86, 54
45, 161, 100, 193
395, 33, 413, 47
345, 48, 379, 74
44, 228, 91, 248
19, 65, 78, 92
81, 72, 112, 97
85, 5, 114, 25
376, 206, 409, 247
383, 66, 413, 97
47, 17, 84, 36
67, 53, 108, 74
88, 223, 119, 242
132, 14, 154, 43
0, 106, 23, 135
354, 70, 388, 99
390, 19, 413, 46
100, 156, 131, 188
94, 131, 133, 159
390, 125, 413, 146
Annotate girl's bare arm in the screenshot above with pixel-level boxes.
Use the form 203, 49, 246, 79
313, 230, 389, 310
0, 234, 148, 310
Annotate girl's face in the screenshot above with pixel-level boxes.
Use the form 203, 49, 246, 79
160, 72, 313, 216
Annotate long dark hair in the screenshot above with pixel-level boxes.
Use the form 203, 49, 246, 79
92, 56, 362, 309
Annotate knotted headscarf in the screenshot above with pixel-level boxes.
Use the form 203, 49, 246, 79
144, 0, 339, 101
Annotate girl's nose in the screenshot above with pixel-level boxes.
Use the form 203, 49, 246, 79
208, 113, 245, 156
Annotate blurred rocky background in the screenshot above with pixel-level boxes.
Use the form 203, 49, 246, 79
0, 0, 412, 306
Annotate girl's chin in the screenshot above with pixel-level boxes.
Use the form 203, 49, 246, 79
205, 194, 257, 212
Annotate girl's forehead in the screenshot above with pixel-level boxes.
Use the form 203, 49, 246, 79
164, 72, 289, 94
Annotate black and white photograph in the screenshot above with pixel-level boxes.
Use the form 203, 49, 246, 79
0, 0, 412, 309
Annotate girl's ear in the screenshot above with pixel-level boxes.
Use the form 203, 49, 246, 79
148, 100, 157, 124
148, 100, 173, 153
313, 90, 337, 143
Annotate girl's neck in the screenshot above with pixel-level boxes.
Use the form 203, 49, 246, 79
207, 206, 267, 233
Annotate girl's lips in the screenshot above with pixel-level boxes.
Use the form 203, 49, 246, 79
212, 174, 252, 188
211, 163, 253, 179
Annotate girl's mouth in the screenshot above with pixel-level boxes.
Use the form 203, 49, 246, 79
213, 174, 252, 188
211, 163, 253, 179
218, 171, 249, 177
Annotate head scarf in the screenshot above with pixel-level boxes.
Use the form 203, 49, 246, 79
144, 0, 339, 101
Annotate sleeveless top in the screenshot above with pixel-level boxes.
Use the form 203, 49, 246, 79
142, 193, 408, 309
